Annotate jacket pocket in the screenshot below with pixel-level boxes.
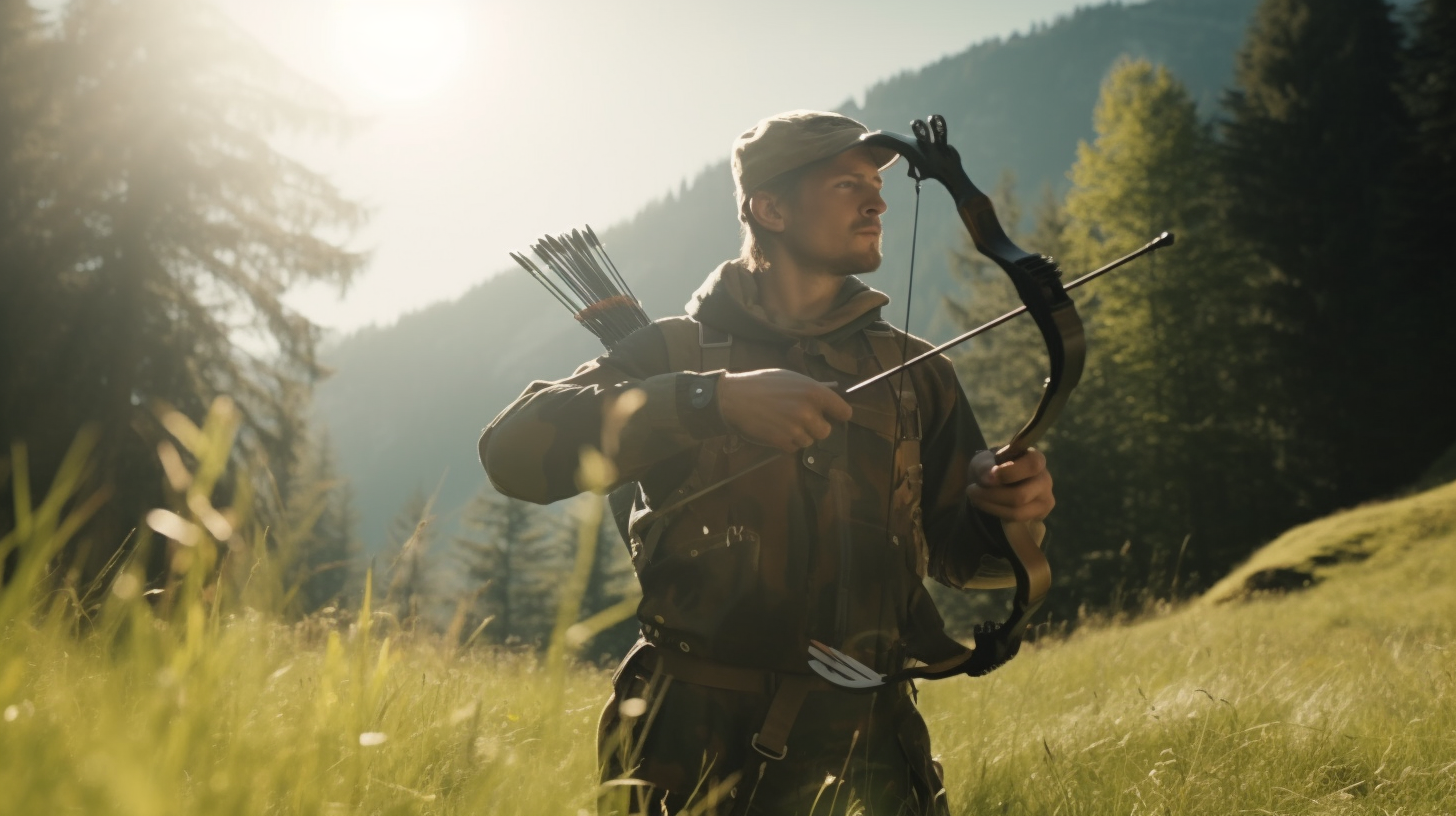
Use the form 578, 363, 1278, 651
636, 525, 761, 654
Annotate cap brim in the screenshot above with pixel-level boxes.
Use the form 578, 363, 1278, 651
870, 145, 900, 173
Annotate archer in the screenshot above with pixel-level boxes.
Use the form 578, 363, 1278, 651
480, 110, 1055, 816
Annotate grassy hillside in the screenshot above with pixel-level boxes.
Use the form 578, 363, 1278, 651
317, 0, 1262, 552
5, 460, 1451, 813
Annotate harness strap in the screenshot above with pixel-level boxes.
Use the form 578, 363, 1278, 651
651, 644, 836, 761
751, 676, 817, 760
698, 321, 733, 372
864, 326, 929, 576
632, 319, 735, 571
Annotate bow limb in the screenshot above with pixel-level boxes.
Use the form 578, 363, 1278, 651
862, 115, 1086, 668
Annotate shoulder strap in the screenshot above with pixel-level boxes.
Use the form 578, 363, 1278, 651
698, 321, 733, 372
864, 324, 928, 576
660, 317, 735, 373
628, 318, 736, 572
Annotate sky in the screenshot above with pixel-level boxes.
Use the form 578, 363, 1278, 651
207, 0, 1099, 336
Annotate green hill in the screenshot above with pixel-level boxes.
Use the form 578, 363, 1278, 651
316, 0, 1264, 550
920, 477, 1456, 812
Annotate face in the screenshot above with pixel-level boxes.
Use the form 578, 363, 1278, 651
756, 146, 887, 276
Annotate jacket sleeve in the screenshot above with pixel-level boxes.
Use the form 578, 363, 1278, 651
916, 358, 1020, 589
479, 323, 730, 504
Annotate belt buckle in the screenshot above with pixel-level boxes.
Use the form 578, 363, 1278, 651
750, 733, 787, 761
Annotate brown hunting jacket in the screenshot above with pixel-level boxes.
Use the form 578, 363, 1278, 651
479, 261, 1010, 677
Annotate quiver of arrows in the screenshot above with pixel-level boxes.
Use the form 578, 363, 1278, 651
510, 226, 651, 350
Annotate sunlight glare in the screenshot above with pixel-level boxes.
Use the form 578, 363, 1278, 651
328, 0, 469, 103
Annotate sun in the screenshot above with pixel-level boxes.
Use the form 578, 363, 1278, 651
328, 0, 470, 103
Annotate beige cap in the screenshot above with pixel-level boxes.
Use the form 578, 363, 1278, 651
732, 110, 899, 222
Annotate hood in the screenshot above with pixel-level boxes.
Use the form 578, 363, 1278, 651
685, 260, 890, 346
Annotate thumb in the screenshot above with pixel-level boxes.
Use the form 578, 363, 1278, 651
815, 386, 853, 422
970, 449, 999, 485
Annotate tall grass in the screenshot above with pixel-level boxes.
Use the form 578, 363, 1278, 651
1, 401, 1453, 814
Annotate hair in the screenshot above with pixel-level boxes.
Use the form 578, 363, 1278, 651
736, 160, 820, 271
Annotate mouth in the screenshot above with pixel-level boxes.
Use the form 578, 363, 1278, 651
855, 225, 882, 236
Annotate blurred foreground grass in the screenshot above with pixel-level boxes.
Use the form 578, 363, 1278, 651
2, 403, 1453, 814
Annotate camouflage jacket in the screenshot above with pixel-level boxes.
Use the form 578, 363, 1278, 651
480, 261, 1008, 675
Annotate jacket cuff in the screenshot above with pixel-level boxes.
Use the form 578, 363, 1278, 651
676, 371, 731, 439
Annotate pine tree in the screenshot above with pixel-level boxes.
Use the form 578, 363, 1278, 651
382, 490, 438, 629
1391, 0, 1456, 468
0, 0, 47, 586
576, 505, 638, 660
1056, 58, 1277, 602
456, 488, 570, 647
286, 430, 360, 613
1220, 0, 1418, 508
0, 0, 365, 584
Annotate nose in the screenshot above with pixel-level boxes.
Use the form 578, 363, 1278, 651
864, 188, 887, 217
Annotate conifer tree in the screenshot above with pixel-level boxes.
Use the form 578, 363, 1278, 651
383, 490, 438, 629
1392, 0, 1456, 455
1220, 0, 1422, 508
1058, 58, 1273, 601
0, 0, 365, 583
577, 508, 638, 659
285, 430, 360, 613
456, 488, 570, 646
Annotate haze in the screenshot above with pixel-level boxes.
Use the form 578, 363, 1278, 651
212, 0, 1098, 334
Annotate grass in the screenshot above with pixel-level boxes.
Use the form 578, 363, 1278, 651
2, 404, 1453, 814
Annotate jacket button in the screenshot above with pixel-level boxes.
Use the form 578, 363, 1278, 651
679, 642, 691, 653
806, 455, 816, 465
892, 535, 900, 545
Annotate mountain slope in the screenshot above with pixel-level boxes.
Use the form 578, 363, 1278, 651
318, 0, 1262, 549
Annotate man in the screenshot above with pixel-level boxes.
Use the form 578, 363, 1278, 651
480, 110, 1055, 815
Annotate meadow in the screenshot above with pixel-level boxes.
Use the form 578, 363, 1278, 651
2, 408, 1453, 815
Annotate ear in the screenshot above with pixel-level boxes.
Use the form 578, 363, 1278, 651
748, 191, 789, 234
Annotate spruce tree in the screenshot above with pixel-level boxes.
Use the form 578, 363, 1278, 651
456, 488, 570, 647
1392, 0, 1456, 467
382, 490, 437, 629
0, 0, 364, 584
1058, 58, 1274, 603
1220, 0, 1416, 508
285, 430, 360, 613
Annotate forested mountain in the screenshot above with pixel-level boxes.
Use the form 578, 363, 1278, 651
318, 0, 1266, 551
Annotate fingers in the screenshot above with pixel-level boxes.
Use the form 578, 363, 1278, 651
717, 368, 849, 452
811, 386, 854, 423
967, 449, 1055, 522
976, 447, 1047, 487
967, 475, 1056, 522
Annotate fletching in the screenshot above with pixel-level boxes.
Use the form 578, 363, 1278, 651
807, 639, 887, 690
511, 225, 651, 350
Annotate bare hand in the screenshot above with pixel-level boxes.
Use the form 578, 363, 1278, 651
966, 447, 1055, 523
717, 369, 853, 452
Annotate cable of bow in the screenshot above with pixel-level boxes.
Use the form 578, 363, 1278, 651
885, 177, 922, 538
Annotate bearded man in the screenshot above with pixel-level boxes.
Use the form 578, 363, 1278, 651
479, 110, 1056, 816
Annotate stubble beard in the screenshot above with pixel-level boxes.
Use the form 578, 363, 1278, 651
837, 234, 883, 277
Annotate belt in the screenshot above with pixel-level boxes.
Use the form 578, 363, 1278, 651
648, 644, 843, 761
